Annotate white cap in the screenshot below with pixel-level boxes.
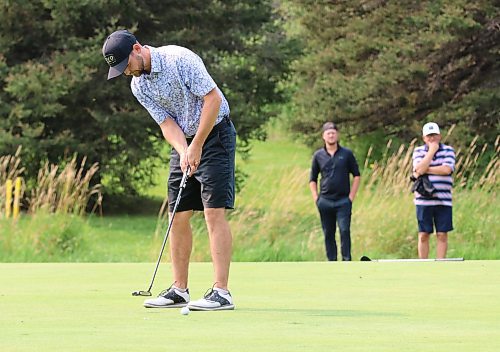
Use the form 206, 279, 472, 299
422, 122, 440, 136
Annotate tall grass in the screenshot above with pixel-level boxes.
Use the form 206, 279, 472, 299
1, 151, 102, 261
29, 156, 102, 215
181, 133, 499, 261
1, 132, 498, 262
345, 133, 498, 260
0, 213, 88, 262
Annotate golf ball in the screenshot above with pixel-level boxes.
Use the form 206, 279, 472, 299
180, 306, 190, 315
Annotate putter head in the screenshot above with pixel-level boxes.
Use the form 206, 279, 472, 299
360, 255, 372, 261
132, 290, 152, 297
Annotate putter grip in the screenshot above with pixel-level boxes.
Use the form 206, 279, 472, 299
181, 166, 190, 188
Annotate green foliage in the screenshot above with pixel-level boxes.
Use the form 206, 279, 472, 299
2, 132, 498, 262
0, 0, 296, 196
281, 0, 499, 149
0, 213, 86, 261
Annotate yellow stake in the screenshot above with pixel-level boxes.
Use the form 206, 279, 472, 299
13, 177, 21, 220
5, 179, 13, 218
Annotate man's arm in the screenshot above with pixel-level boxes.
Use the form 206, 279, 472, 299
309, 155, 320, 203
347, 151, 361, 202
349, 176, 360, 202
187, 88, 222, 174
414, 142, 439, 176
427, 165, 453, 175
309, 181, 319, 203
160, 118, 188, 164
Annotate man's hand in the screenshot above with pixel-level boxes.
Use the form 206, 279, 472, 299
186, 141, 202, 176
428, 141, 439, 154
179, 149, 189, 174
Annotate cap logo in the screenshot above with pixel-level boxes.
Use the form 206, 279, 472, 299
105, 54, 116, 66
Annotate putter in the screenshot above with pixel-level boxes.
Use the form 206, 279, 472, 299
132, 166, 191, 297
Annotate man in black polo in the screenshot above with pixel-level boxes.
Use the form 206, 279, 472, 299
309, 122, 361, 261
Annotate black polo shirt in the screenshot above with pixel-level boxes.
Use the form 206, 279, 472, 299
310, 145, 360, 200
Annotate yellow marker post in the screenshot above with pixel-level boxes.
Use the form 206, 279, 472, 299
5, 179, 13, 218
13, 177, 21, 220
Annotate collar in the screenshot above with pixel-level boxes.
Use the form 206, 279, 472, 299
323, 144, 342, 156
145, 46, 161, 74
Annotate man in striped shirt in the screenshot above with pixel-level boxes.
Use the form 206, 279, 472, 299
412, 122, 455, 259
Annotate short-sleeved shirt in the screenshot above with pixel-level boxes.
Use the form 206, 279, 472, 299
310, 145, 361, 200
412, 143, 455, 207
131, 45, 230, 137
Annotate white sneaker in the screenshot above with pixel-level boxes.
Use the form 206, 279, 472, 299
188, 287, 235, 311
144, 285, 190, 308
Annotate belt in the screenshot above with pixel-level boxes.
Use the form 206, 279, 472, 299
186, 115, 230, 140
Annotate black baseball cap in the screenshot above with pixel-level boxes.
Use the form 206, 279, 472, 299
102, 30, 137, 80
322, 122, 338, 132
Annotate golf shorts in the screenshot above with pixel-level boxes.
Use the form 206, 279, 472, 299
416, 205, 453, 234
168, 117, 236, 212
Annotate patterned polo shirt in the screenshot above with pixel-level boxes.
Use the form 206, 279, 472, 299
412, 143, 455, 207
131, 45, 230, 137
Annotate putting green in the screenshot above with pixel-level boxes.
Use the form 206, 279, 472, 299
0, 261, 498, 351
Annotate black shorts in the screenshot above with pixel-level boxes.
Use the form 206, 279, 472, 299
168, 117, 236, 212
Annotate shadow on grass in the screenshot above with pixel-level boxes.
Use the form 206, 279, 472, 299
142, 308, 406, 318
242, 308, 405, 318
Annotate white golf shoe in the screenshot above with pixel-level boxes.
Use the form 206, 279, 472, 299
188, 287, 235, 311
144, 285, 190, 308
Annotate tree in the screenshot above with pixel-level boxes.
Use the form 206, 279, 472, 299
281, 0, 499, 149
0, 0, 296, 195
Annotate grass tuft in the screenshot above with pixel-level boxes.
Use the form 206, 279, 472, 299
29, 156, 102, 215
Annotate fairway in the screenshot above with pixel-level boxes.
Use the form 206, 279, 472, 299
1, 262, 499, 352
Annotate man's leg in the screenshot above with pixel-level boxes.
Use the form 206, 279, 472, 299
187, 119, 236, 311
436, 232, 448, 259
204, 207, 232, 290
418, 232, 430, 259
337, 199, 352, 261
317, 197, 338, 261
435, 206, 452, 259
416, 205, 433, 259
143, 209, 192, 308
169, 210, 194, 289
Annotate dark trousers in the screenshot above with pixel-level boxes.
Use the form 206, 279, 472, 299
316, 196, 352, 261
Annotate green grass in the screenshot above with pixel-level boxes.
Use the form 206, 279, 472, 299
1, 126, 498, 262
0, 261, 499, 351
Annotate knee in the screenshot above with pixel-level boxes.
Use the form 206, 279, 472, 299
172, 210, 192, 226
436, 233, 448, 243
419, 233, 430, 243
204, 208, 226, 227
338, 218, 351, 231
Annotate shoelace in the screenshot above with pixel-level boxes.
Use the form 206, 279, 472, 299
203, 287, 216, 299
158, 283, 175, 297
203, 284, 230, 301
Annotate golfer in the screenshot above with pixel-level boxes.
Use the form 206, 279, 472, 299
310, 122, 360, 261
412, 122, 455, 259
103, 30, 236, 310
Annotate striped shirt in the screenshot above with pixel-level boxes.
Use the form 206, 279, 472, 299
131, 45, 230, 137
412, 143, 455, 207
